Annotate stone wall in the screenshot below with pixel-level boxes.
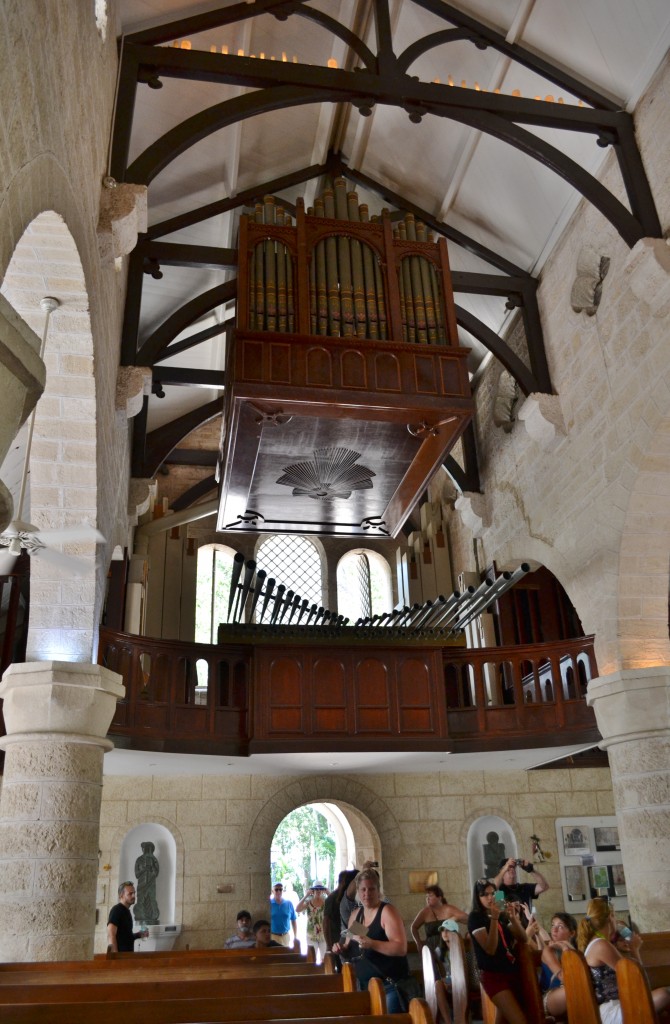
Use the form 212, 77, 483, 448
440, 54, 670, 675
0, 1, 131, 648
96, 765, 614, 951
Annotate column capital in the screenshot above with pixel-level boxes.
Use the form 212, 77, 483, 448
0, 661, 125, 745
587, 665, 670, 748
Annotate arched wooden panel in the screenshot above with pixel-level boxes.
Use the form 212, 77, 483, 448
312, 655, 348, 732
354, 656, 392, 733
373, 352, 401, 391
266, 655, 304, 733
397, 656, 434, 732
306, 346, 333, 387
341, 348, 367, 388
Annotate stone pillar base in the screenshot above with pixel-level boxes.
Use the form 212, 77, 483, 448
588, 666, 670, 930
0, 662, 124, 961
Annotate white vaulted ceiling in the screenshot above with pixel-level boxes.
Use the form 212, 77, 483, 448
114, 0, 670, 462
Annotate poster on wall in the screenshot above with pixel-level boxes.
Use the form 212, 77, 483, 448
610, 863, 626, 896
594, 826, 620, 851
564, 865, 587, 901
562, 825, 590, 856
589, 864, 611, 895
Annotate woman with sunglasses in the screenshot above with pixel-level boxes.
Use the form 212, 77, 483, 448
468, 878, 529, 1024
577, 897, 670, 1024
333, 869, 411, 1013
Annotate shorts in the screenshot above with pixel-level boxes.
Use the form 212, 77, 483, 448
479, 969, 524, 1002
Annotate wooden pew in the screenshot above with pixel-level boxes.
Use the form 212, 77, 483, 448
0, 1013, 431, 1024
422, 933, 470, 1024
0, 982, 435, 1024
616, 956, 658, 1024
0, 961, 329, 986
0, 963, 358, 1004
478, 943, 545, 1024
0, 985, 389, 1024
561, 948, 601, 1024
100, 945, 315, 962
639, 931, 670, 988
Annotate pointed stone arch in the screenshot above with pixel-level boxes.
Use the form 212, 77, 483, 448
2, 211, 99, 661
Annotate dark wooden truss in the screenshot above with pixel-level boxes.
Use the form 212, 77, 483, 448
114, 0, 662, 505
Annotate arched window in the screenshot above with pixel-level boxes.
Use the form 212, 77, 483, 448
336, 549, 392, 623
255, 536, 323, 620
195, 544, 237, 643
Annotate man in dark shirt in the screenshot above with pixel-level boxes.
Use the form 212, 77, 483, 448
107, 881, 146, 952
493, 857, 549, 914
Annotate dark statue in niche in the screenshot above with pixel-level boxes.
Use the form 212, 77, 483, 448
483, 831, 506, 879
134, 840, 160, 925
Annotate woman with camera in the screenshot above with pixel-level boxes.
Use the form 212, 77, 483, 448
468, 878, 530, 1024
333, 868, 412, 1013
577, 897, 670, 1024
295, 882, 329, 962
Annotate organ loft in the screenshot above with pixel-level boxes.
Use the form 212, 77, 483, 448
218, 178, 473, 538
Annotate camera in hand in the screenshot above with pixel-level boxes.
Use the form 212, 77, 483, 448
515, 859, 534, 872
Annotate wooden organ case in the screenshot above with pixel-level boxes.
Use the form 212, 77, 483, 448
218, 180, 474, 538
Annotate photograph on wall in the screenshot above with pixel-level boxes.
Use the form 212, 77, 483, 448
594, 826, 620, 851
589, 864, 611, 894
562, 825, 590, 856
564, 864, 587, 901
610, 863, 626, 895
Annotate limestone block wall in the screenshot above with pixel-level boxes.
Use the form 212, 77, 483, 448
95, 765, 614, 951
439, 55, 670, 675
0, 1, 131, 640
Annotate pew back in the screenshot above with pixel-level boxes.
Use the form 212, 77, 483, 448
0, 972, 347, 1004
561, 948, 601, 1024
616, 956, 657, 1024
0, 962, 326, 985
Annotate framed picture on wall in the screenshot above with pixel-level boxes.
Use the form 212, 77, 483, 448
610, 863, 626, 896
589, 864, 611, 895
562, 825, 590, 856
564, 865, 587, 901
594, 826, 620, 851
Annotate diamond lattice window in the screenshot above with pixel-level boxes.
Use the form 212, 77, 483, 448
256, 535, 323, 617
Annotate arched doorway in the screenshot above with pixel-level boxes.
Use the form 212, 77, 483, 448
269, 798, 381, 957
0, 211, 99, 662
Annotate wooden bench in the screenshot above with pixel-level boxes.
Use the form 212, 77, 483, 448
616, 956, 658, 1024
0, 1013, 431, 1024
0, 961, 330, 986
0, 983, 434, 1024
0, 985, 389, 1023
0, 963, 358, 1004
422, 932, 469, 1024
478, 942, 546, 1024
639, 930, 670, 988
100, 945, 315, 962
561, 947, 602, 1024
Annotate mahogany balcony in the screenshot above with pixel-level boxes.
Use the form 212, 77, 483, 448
98, 628, 600, 757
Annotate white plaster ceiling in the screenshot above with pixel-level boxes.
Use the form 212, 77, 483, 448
104, 742, 598, 776
113, 0, 670, 433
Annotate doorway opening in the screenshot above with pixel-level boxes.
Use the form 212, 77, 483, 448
269, 799, 380, 958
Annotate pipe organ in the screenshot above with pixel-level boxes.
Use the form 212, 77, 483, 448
217, 179, 473, 538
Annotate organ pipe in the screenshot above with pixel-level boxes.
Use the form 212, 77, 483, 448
242, 180, 452, 345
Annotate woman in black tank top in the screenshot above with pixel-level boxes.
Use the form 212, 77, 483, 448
332, 868, 411, 1012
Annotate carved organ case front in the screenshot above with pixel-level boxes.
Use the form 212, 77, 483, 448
218, 179, 473, 539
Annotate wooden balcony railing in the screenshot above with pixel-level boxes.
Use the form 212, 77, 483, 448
98, 628, 600, 756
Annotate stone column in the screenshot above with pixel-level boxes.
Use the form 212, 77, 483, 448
0, 661, 125, 961
587, 666, 670, 931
